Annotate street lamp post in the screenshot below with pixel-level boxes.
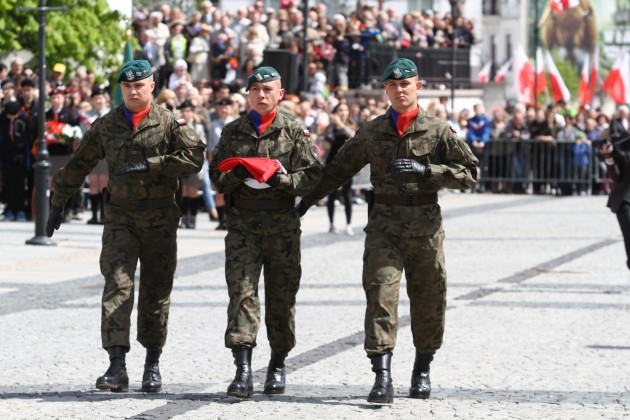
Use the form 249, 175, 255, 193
20, 0, 66, 246
302, 0, 309, 93
450, 0, 458, 113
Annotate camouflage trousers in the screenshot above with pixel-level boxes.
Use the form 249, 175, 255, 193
99, 218, 178, 350
224, 228, 301, 354
362, 229, 447, 356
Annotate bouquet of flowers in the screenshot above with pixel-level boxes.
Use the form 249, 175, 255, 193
32, 121, 83, 156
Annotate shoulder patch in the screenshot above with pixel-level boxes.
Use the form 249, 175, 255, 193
303, 128, 310, 137
176, 118, 187, 126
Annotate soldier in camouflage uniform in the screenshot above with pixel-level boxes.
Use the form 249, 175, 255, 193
46, 60, 205, 393
209, 66, 322, 398
298, 58, 478, 404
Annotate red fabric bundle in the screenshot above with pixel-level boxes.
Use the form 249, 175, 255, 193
218, 157, 281, 183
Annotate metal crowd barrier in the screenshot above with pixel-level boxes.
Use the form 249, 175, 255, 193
366, 44, 472, 88
476, 138, 609, 195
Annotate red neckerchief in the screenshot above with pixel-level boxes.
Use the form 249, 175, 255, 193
124, 105, 152, 130
250, 108, 277, 136
389, 107, 419, 136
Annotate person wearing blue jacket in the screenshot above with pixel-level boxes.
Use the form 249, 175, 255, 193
467, 103, 491, 192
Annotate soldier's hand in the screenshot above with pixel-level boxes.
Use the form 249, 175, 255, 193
46, 205, 64, 237
232, 164, 252, 179
391, 159, 431, 178
114, 160, 149, 176
297, 201, 311, 217
266, 172, 281, 188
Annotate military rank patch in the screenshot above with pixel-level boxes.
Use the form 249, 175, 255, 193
303, 129, 310, 136
176, 118, 187, 126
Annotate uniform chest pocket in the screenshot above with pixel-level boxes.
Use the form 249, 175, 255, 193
230, 136, 255, 157
409, 136, 437, 158
139, 132, 169, 158
107, 131, 126, 149
265, 138, 293, 158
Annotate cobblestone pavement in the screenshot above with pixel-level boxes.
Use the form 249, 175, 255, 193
0, 193, 628, 419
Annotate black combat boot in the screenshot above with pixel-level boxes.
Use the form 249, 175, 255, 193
263, 351, 287, 395
409, 351, 434, 399
141, 348, 162, 393
226, 347, 253, 398
95, 346, 129, 392
367, 353, 393, 404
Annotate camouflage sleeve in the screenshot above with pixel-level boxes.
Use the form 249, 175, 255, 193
274, 126, 323, 196
145, 117, 205, 177
301, 128, 369, 207
208, 123, 243, 194
51, 126, 104, 207
427, 125, 479, 190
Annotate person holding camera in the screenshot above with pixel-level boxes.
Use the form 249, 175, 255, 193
600, 107, 630, 270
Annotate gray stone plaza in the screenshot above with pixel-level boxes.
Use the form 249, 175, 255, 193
0, 193, 628, 419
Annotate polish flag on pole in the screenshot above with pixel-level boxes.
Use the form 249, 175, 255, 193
493, 59, 511, 83
578, 53, 592, 107
601, 50, 630, 105
535, 47, 547, 96
514, 45, 535, 104
544, 49, 571, 103
478, 61, 492, 83
589, 45, 599, 99
550, 0, 580, 15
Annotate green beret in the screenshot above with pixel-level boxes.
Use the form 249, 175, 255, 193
379, 58, 418, 83
245, 66, 281, 91
117, 60, 153, 83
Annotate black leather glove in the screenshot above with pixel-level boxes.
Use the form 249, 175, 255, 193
232, 164, 252, 179
114, 160, 149, 176
46, 205, 64, 237
266, 172, 281, 188
297, 201, 312, 217
391, 159, 431, 178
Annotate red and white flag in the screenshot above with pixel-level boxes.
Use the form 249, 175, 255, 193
535, 47, 547, 96
589, 45, 599, 99
578, 53, 592, 107
602, 50, 630, 105
494, 59, 511, 83
514, 45, 535, 104
550, 0, 580, 14
544, 49, 571, 103
478, 61, 492, 83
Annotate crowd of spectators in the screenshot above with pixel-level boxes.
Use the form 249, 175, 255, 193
0, 0, 626, 224
130, 0, 476, 93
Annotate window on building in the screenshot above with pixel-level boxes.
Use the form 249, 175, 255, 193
483, 0, 499, 15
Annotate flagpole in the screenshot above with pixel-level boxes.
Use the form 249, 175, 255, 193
534, 0, 540, 108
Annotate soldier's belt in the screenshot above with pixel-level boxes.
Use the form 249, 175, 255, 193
109, 196, 175, 210
374, 193, 438, 206
233, 197, 295, 211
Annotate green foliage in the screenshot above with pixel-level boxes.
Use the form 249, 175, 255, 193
553, 56, 580, 99
1, 0, 126, 79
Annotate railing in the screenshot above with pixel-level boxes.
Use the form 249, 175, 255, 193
343, 139, 611, 196
476, 138, 609, 195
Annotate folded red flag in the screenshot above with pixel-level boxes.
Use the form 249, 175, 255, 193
217, 157, 281, 183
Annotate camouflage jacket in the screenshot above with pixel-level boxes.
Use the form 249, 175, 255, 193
52, 104, 205, 226
302, 107, 479, 238
209, 108, 323, 234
